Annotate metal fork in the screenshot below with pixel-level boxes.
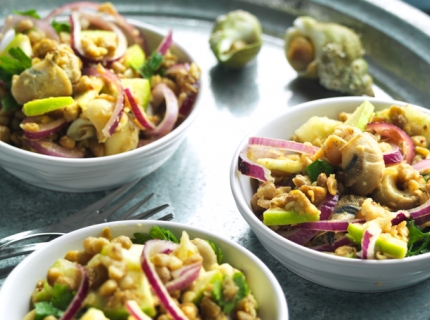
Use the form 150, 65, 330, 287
0, 178, 169, 249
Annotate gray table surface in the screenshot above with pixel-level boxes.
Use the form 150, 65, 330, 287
1, 0, 430, 319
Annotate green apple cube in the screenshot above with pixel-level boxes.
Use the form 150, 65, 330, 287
263, 208, 320, 226
344, 100, 375, 131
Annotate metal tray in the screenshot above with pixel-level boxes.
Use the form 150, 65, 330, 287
1, 0, 430, 319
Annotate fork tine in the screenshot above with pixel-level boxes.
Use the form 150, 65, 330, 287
157, 213, 174, 221
75, 178, 141, 217
127, 203, 169, 220
113, 193, 154, 221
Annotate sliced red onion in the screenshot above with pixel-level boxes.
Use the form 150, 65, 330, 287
296, 219, 365, 232
125, 300, 152, 320
309, 236, 353, 252
70, 11, 127, 64
383, 144, 403, 165
140, 240, 188, 320
391, 210, 409, 225
360, 225, 381, 260
59, 265, 89, 320
0, 15, 59, 42
0, 29, 15, 52
83, 66, 124, 137
248, 137, 320, 155
22, 117, 66, 140
26, 138, 85, 158
125, 88, 155, 130
409, 197, 430, 225
412, 159, 430, 172
157, 29, 173, 55
165, 261, 202, 292
279, 194, 339, 245
165, 63, 190, 76
44, 1, 145, 51
366, 122, 415, 164
145, 83, 179, 137
238, 150, 275, 183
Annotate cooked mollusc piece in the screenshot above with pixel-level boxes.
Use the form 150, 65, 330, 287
209, 10, 263, 68
284, 16, 374, 96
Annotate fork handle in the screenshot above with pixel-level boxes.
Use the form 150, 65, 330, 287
0, 228, 56, 249
0, 242, 47, 260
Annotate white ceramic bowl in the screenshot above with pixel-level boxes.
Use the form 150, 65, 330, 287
230, 96, 430, 292
0, 20, 202, 192
0, 220, 288, 319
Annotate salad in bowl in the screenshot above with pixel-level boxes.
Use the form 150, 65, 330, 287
0, 221, 288, 319
0, 2, 200, 158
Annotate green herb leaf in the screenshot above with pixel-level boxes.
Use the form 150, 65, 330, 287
0, 47, 32, 87
132, 226, 179, 244
407, 220, 430, 256
51, 20, 71, 34
207, 240, 223, 264
1, 91, 20, 111
211, 272, 250, 314
305, 159, 335, 182
13, 9, 40, 19
138, 52, 163, 80
50, 283, 75, 310
34, 302, 63, 320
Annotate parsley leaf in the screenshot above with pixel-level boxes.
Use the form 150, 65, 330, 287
305, 159, 335, 182
207, 240, 223, 264
0, 47, 32, 87
34, 302, 63, 320
51, 20, 71, 34
13, 9, 41, 19
50, 284, 74, 310
407, 220, 430, 256
132, 226, 179, 244
211, 272, 250, 314
138, 52, 163, 80
1, 91, 20, 111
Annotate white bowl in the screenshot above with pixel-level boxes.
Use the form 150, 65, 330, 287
0, 220, 288, 319
230, 96, 430, 292
0, 20, 202, 193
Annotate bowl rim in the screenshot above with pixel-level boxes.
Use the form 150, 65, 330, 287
0, 19, 203, 165
0, 220, 289, 319
230, 96, 430, 266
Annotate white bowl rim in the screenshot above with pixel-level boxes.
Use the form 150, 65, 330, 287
230, 96, 430, 267
0, 220, 288, 319
0, 19, 203, 165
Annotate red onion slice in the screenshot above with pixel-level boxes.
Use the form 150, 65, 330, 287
165, 261, 202, 292
0, 15, 59, 42
145, 83, 179, 137
366, 122, 415, 164
22, 117, 66, 140
238, 150, 275, 183
157, 29, 173, 55
296, 219, 365, 232
360, 225, 381, 259
409, 198, 430, 225
383, 144, 404, 165
83, 66, 124, 137
70, 11, 127, 64
124, 88, 155, 130
412, 159, 430, 172
141, 240, 188, 320
125, 300, 152, 320
59, 265, 89, 320
248, 137, 320, 155
391, 210, 409, 225
26, 138, 85, 158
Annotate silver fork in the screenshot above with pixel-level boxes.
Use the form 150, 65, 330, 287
0, 178, 169, 249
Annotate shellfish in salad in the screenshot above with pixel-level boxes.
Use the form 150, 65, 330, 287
284, 16, 374, 97
0, 2, 201, 158
238, 100, 430, 260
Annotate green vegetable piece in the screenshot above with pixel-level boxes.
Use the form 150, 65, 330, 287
121, 78, 150, 110
209, 10, 263, 68
150, 225, 179, 243
190, 269, 223, 304
51, 20, 71, 34
23, 96, 74, 116
13, 9, 41, 19
138, 52, 164, 80
1, 91, 20, 111
124, 44, 146, 70
347, 223, 407, 259
344, 100, 375, 131
34, 301, 63, 320
51, 283, 74, 310
305, 159, 335, 182
1, 33, 33, 58
263, 207, 320, 226
211, 272, 250, 314
406, 220, 430, 256
207, 240, 224, 264
0, 47, 32, 87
